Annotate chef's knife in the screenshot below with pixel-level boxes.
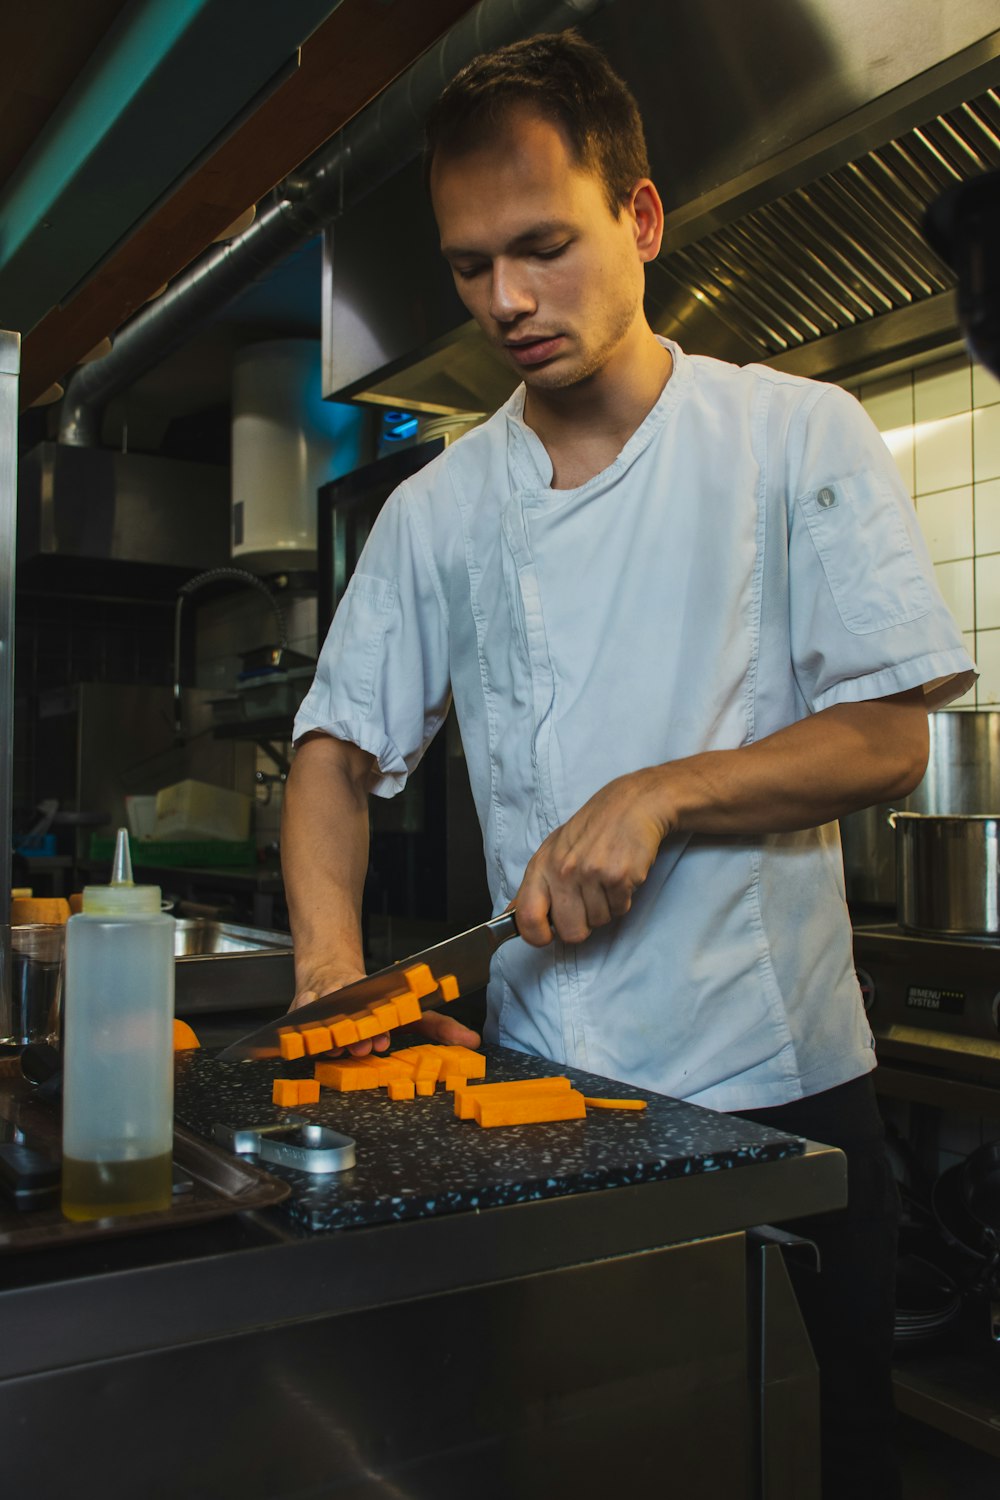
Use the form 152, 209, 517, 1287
215, 910, 519, 1062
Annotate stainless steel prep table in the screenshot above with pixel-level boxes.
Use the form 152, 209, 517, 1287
0, 1051, 845, 1499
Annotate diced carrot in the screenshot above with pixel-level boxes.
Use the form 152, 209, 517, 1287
414, 1054, 441, 1084
439, 1046, 486, 1079
453, 1076, 571, 1120
387, 1077, 416, 1101
473, 1090, 587, 1127
329, 1017, 361, 1049
415, 1079, 436, 1096
367, 1000, 400, 1031
373, 1057, 414, 1085
351, 1010, 384, 1041
390, 991, 423, 1026
172, 1018, 201, 1051
272, 1078, 300, 1106
402, 962, 437, 999
279, 1031, 305, 1060
314, 1061, 379, 1091
302, 1026, 333, 1055
383, 1054, 417, 1078
582, 1097, 648, 1111
296, 1079, 321, 1104
438, 973, 460, 1002
443, 1074, 464, 1091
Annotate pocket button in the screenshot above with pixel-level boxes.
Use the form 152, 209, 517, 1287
818, 485, 837, 508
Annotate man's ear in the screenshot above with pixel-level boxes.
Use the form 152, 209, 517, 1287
629, 179, 665, 263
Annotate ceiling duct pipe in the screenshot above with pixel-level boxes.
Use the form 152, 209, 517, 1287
59, 0, 612, 447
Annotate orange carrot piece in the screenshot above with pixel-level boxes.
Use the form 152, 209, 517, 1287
296, 1079, 321, 1104
367, 1000, 400, 1032
440, 1046, 486, 1079
314, 1061, 379, 1091
415, 1079, 436, 1096
329, 1017, 361, 1049
172, 1018, 201, 1051
438, 973, 460, 1002
272, 1078, 300, 1107
414, 1053, 441, 1084
351, 1010, 384, 1041
473, 1090, 587, 1128
302, 1026, 333, 1055
389, 991, 423, 1026
454, 1076, 571, 1120
373, 1057, 413, 1085
582, 1097, 648, 1111
402, 962, 437, 999
279, 1031, 305, 1061
388, 1077, 416, 1100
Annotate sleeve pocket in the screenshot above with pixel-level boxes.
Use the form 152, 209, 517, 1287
328, 573, 397, 716
796, 473, 932, 635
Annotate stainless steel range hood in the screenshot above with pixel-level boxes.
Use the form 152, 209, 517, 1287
323, 0, 1000, 412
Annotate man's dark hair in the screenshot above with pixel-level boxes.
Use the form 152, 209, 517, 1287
424, 31, 649, 216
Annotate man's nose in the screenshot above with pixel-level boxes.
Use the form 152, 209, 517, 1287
490, 260, 535, 322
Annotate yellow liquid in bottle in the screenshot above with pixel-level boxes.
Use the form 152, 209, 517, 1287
61, 1153, 173, 1221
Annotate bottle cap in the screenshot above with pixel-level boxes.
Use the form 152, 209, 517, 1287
82, 827, 162, 916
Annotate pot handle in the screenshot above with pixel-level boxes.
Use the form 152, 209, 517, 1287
887, 809, 899, 830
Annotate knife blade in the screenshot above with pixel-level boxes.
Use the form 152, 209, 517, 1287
215, 910, 519, 1061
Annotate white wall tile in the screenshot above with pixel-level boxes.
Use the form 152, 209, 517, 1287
915, 485, 973, 562
913, 355, 972, 423
972, 360, 1000, 410
976, 553, 1000, 632
973, 403, 1000, 484
913, 411, 973, 495
933, 558, 974, 632
959, 632, 979, 709
860, 372, 913, 431
881, 428, 914, 495
974, 477, 1000, 555
972, 627, 1000, 705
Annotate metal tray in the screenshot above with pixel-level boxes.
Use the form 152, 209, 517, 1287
0, 1062, 289, 1253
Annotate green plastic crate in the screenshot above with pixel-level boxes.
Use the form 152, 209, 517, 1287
88, 835, 257, 869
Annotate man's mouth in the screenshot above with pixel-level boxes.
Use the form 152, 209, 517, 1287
504, 334, 565, 367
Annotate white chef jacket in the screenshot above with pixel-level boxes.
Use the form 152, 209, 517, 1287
294, 342, 975, 1111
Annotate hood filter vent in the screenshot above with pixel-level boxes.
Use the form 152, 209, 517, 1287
663, 88, 1000, 358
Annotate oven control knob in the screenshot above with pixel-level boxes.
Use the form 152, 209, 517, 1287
855, 968, 875, 1014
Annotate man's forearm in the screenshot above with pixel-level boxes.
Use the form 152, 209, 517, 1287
281, 733, 376, 997
513, 688, 930, 945
663, 688, 929, 838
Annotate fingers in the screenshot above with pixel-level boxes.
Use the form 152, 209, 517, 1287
415, 1010, 482, 1048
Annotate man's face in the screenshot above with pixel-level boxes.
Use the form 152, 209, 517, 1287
430, 109, 651, 392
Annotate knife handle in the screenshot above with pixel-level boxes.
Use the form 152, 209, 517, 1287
485, 910, 519, 951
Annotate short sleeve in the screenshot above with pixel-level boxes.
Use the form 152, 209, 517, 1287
785, 385, 976, 712
292, 482, 451, 796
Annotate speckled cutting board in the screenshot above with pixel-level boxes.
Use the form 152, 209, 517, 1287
173, 1045, 804, 1234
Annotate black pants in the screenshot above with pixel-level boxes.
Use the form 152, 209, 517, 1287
735, 1072, 902, 1500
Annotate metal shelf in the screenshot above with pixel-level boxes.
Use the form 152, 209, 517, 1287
893, 1340, 1000, 1458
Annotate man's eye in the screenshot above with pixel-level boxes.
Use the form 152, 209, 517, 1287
536, 243, 569, 260
455, 264, 487, 280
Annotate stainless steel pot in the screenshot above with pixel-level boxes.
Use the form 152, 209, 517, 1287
889, 810, 1000, 936
840, 711, 1000, 909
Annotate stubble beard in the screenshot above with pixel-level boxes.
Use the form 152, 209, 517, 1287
512, 287, 642, 393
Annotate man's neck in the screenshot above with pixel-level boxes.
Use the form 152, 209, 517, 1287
522, 327, 673, 490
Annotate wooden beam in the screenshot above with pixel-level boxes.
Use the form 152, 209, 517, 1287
19, 0, 481, 409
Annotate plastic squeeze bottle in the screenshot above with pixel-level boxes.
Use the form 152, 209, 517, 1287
61, 828, 175, 1220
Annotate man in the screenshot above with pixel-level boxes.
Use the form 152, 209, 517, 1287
284, 32, 974, 1498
